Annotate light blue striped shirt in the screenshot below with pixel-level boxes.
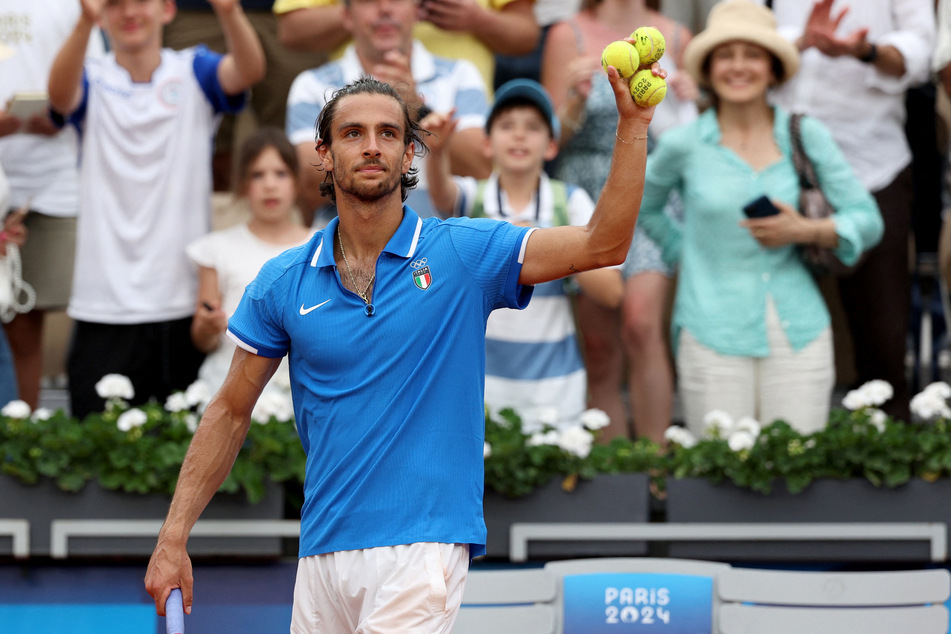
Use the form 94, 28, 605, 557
286, 41, 488, 218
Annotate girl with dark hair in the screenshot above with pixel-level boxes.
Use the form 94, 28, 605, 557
186, 127, 313, 393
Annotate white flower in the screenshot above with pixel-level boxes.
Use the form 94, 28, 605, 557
251, 391, 294, 424
164, 392, 189, 413
842, 389, 867, 411
527, 430, 560, 447
95, 374, 134, 400
664, 426, 697, 448
843, 380, 895, 410
1, 400, 31, 419
580, 408, 610, 431
184, 413, 200, 433
859, 380, 893, 406
557, 425, 593, 459
911, 389, 951, 421
734, 416, 762, 439
868, 408, 887, 433
728, 430, 756, 452
702, 410, 734, 438
483, 442, 492, 459
923, 382, 951, 399
272, 370, 292, 391
116, 408, 148, 432
533, 406, 560, 428
184, 380, 213, 409
31, 408, 52, 422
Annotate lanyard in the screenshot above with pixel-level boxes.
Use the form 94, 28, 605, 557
496, 179, 542, 224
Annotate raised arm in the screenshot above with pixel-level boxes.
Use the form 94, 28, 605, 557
518, 62, 659, 286
420, 0, 540, 56
277, 4, 350, 52
421, 110, 462, 216
541, 22, 597, 148
210, 0, 267, 95
48, 0, 102, 115
145, 348, 281, 616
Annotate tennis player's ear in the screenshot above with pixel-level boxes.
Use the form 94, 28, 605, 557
317, 139, 333, 172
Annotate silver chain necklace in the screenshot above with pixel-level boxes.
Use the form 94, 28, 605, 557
338, 231, 375, 304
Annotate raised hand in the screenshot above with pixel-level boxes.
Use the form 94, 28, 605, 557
79, 0, 106, 23
371, 50, 421, 110
417, 0, 479, 33
800, 0, 869, 58
419, 109, 457, 156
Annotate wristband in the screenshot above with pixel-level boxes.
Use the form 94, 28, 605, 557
859, 43, 878, 64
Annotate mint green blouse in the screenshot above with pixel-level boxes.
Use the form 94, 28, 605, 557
637, 107, 883, 357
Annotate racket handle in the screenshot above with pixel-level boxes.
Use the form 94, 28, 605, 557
166, 588, 185, 634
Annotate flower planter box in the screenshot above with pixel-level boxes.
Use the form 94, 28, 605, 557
0, 477, 286, 557
665, 477, 951, 562
482, 473, 651, 560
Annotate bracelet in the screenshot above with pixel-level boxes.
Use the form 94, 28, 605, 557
615, 130, 648, 144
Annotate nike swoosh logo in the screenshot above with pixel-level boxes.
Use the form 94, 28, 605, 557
299, 299, 331, 315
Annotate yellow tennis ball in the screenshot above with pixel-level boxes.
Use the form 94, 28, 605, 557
631, 26, 666, 66
630, 69, 667, 107
601, 40, 639, 79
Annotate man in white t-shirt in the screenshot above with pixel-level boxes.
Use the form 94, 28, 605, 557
48, 0, 265, 418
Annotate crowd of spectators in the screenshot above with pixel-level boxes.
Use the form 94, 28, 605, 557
0, 0, 948, 438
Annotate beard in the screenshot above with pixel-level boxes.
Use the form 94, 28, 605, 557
332, 158, 402, 203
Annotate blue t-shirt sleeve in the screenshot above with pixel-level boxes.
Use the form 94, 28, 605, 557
192, 45, 247, 114
446, 218, 534, 310
62, 70, 90, 131
227, 254, 295, 358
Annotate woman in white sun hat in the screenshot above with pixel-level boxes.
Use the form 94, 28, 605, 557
637, 0, 883, 435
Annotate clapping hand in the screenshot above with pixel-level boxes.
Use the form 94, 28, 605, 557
801, 0, 869, 58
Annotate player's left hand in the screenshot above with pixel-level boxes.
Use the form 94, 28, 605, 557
741, 199, 809, 248
607, 54, 666, 124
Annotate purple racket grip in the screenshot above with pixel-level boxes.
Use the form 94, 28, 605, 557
166, 588, 185, 634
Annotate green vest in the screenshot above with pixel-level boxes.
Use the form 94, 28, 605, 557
470, 178, 571, 227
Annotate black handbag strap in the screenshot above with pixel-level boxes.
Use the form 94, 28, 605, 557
789, 113, 820, 190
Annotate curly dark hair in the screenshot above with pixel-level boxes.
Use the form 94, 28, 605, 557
314, 76, 429, 203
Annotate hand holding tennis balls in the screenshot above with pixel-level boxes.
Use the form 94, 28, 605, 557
600, 26, 667, 108
631, 26, 666, 66
600, 40, 639, 79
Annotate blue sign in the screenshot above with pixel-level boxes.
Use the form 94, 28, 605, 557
563, 573, 713, 634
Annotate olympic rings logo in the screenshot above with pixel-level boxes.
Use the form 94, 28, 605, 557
410, 258, 428, 270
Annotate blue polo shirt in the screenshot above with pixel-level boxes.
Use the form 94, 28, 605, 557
228, 206, 534, 558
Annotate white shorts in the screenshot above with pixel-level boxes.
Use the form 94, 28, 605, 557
291, 542, 469, 633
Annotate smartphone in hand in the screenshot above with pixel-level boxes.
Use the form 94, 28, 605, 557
742, 195, 781, 218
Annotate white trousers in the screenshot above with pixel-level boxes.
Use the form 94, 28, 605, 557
677, 297, 835, 436
291, 542, 469, 634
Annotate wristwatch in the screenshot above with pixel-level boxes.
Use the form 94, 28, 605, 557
859, 43, 878, 64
